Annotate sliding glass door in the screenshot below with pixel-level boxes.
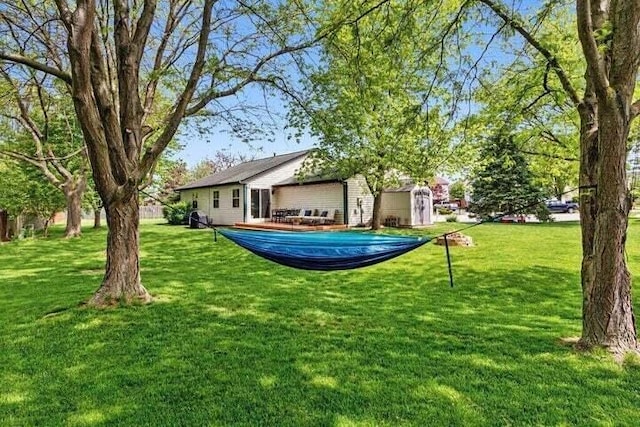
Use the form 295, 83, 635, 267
250, 188, 271, 219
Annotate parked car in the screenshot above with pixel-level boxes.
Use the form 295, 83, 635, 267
546, 200, 579, 213
434, 201, 459, 212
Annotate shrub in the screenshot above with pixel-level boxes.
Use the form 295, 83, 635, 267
163, 201, 190, 225
534, 205, 554, 223
445, 215, 458, 222
438, 208, 453, 215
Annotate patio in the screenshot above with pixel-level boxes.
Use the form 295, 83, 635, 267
233, 221, 348, 232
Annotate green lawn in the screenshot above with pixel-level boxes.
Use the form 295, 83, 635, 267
1, 220, 639, 426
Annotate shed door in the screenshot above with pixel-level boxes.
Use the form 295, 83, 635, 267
413, 189, 429, 225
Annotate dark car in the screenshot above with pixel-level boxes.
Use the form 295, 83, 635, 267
546, 200, 579, 213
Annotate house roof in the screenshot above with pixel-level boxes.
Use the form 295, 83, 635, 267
176, 150, 310, 191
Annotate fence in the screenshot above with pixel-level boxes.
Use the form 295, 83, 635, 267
81, 205, 165, 221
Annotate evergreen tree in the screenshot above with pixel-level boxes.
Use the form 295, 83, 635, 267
470, 133, 545, 218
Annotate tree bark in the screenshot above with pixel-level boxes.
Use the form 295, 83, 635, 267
87, 191, 151, 306
0, 210, 9, 241
579, 92, 637, 353
574, 0, 640, 355
93, 208, 102, 228
63, 177, 86, 238
371, 192, 382, 230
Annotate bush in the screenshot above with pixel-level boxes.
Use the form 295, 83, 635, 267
163, 201, 190, 225
438, 208, 453, 215
534, 205, 554, 223
445, 215, 458, 222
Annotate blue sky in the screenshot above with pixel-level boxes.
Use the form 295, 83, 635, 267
171, 0, 551, 168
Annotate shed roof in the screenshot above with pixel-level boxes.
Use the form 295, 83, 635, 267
176, 150, 310, 190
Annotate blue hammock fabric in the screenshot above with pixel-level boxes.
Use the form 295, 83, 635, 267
217, 228, 431, 271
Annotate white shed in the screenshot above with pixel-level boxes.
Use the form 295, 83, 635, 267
381, 183, 433, 227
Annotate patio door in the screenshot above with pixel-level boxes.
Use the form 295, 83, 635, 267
250, 188, 271, 219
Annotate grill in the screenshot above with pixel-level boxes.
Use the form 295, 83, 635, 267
189, 210, 209, 229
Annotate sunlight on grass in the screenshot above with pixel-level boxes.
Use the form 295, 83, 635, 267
0, 392, 28, 404
73, 318, 103, 330
67, 409, 114, 426
1, 221, 640, 425
310, 375, 339, 388
259, 375, 277, 388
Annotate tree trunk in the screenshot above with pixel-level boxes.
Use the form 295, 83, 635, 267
579, 92, 637, 354
63, 176, 86, 238
0, 210, 9, 241
87, 193, 152, 306
371, 192, 382, 230
93, 208, 102, 228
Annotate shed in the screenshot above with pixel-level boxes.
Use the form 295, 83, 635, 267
381, 183, 433, 227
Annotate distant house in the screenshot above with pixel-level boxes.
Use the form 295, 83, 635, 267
176, 150, 435, 227
430, 177, 450, 202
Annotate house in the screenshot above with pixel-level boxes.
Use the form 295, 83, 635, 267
176, 150, 434, 227
430, 177, 450, 203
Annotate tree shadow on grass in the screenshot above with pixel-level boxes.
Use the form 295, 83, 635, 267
3, 260, 640, 425
2, 222, 640, 425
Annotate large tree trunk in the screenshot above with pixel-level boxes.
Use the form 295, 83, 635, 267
88, 193, 152, 306
575, 0, 640, 355
579, 93, 637, 354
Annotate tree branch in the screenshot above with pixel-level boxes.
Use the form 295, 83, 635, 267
477, 0, 582, 106
139, 0, 215, 179
0, 52, 72, 84
575, 0, 609, 96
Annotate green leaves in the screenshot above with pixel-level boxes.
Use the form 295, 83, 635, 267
290, 1, 462, 192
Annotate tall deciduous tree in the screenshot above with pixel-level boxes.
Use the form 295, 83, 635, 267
0, 0, 370, 306
0, 77, 88, 238
291, 2, 455, 229
0, 158, 66, 237
475, 0, 640, 354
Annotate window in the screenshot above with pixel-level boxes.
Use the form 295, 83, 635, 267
250, 188, 271, 219
213, 191, 219, 208
192, 192, 198, 209
232, 189, 240, 208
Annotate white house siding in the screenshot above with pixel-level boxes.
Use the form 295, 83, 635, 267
180, 188, 211, 215
180, 184, 245, 225
210, 184, 245, 225
244, 156, 307, 223
345, 175, 374, 226
274, 182, 344, 223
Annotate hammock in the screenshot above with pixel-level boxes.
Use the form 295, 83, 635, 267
217, 228, 431, 271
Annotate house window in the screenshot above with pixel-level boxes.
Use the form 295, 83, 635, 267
250, 188, 271, 219
232, 189, 240, 208
213, 191, 219, 208
192, 192, 198, 209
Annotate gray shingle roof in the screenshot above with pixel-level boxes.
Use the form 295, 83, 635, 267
176, 150, 310, 191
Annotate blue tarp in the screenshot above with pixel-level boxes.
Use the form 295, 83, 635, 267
217, 228, 431, 271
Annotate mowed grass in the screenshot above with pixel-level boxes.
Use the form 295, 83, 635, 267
1, 219, 640, 426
